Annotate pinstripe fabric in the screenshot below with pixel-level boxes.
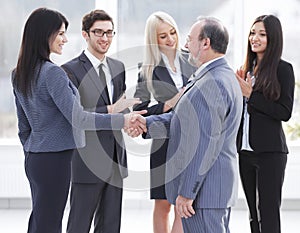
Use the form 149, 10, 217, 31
13, 61, 124, 153
146, 58, 243, 210
182, 208, 231, 233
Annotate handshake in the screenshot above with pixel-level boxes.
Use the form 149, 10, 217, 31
109, 96, 147, 137
123, 110, 147, 137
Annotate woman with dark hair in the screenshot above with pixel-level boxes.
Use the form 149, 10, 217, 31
12, 8, 144, 233
236, 15, 295, 233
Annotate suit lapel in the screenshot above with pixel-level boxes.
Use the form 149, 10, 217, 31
153, 59, 177, 87
107, 57, 122, 103
155, 56, 193, 88
173, 58, 227, 109
79, 52, 110, 104
184, 57, 227, 93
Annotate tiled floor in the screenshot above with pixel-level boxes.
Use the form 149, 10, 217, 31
1, 197, 300, 233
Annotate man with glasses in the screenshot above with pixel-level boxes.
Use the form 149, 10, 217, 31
62, 9, 138, 233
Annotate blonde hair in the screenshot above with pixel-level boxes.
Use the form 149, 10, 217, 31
141, 11, 181, 91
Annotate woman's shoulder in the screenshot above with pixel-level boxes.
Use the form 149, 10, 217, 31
41, 61, 67, 80
42, 61, 64, 73
277, 59, 295, 83
278, 59, 293, 70
41, 61, 68, 85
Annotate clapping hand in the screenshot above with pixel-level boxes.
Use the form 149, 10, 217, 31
235, 68, 253, 98
123, 110, 147, 137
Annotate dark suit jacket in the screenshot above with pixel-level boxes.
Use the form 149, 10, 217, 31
237, 59, 295, 154
133, 53, 195, 115
133, 53, 195, 197
62, 52, 128, 183
133, 54, 195, 191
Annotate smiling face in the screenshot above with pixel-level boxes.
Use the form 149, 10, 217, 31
49, 23, 68, 55
185, 21, 206, 67
82, 20, 114, 60
249, 21, 267, 59
156, 22, 178, 54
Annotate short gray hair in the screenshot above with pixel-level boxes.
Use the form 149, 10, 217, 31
196, 16, 229, 54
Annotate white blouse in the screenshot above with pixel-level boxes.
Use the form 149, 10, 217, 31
241, 75, 256, 151
161, 52, 183, 90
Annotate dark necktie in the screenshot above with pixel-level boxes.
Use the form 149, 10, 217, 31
98, 63, 110, 103
184, 74, 196, 92
173, 74, 196, 109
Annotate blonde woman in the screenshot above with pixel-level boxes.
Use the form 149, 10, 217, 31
133, 11, 195, 233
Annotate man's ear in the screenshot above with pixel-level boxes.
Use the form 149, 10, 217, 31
203, 38, 210, 47
82, 30, 89, 40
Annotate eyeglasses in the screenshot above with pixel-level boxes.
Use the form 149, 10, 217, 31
89, 29, 115, 38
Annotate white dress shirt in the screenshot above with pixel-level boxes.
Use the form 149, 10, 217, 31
84, 49, 114, 103
190, 55, 225, 81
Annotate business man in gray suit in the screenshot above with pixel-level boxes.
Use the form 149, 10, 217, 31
132, 17, 243, 232
62, 10, 139, 233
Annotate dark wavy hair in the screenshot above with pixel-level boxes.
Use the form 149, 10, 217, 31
82, 9, 114, 33
243, 15, 282, 101
14, 7, 68, 96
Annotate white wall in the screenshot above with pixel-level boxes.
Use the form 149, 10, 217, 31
0, 139, 299, 209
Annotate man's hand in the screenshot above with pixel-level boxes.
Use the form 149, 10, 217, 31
123, 110, 147, 137
176, 195, 195, 219
108, 94, 141, 113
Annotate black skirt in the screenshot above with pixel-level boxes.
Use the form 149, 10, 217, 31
150, 138, 169, 199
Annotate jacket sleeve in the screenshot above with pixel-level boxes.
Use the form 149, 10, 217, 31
247, 61, 295, 122
144, 111, 173, 139
46, 65, 124, 130
133, 71, 165, 116
13, 90, 31, 146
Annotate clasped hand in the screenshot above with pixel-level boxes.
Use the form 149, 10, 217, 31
123, 110, 147, 137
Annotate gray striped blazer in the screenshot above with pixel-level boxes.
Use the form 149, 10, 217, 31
13, 61, 124, 153
146, 57, 243, 208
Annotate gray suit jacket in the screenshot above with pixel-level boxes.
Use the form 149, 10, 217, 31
62, 52, 128, 183
13, 61, 124, 153
146, 58, 243, 208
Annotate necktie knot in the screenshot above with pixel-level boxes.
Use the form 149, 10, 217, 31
98, 63, 104, 74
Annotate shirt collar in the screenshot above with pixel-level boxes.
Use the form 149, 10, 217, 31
193, 55, 225, 78
84, 49, 108, 69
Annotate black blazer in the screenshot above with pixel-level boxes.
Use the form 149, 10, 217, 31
133, 52, 195, 168
62, 52, 128, 183
133, 53, 195, 116
237, 59, 295, 154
